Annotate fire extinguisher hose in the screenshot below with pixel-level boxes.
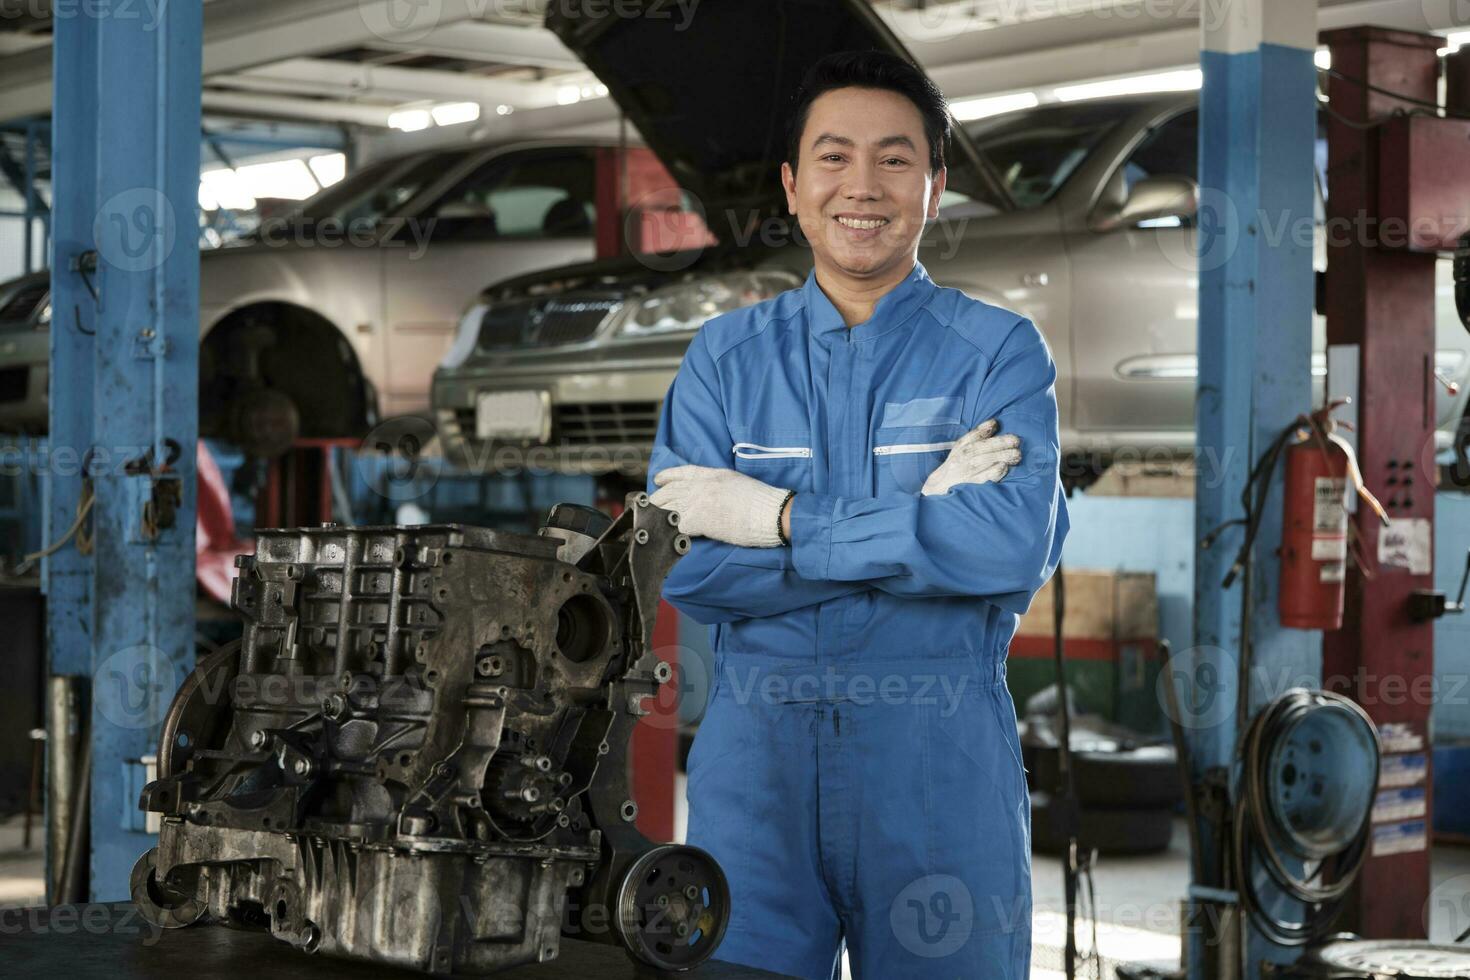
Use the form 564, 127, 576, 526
1199, 404, 1388, 589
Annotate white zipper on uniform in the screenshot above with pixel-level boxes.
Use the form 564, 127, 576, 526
732, 442, 813, 460
873, 441, 956, 456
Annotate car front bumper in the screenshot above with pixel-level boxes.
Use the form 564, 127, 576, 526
433, 357, 680, 476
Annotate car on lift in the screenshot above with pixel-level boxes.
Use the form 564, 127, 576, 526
430, 0, 1470, 484
0, 137, 679, 457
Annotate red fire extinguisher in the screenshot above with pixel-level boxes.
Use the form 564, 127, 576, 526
1278, 404, 1387, 630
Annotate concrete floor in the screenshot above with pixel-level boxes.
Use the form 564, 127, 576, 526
1029, 817, 1192, 978
0, 802, 1464, 978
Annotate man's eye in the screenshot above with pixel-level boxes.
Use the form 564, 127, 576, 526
883, 157, 910, 166
821, 154, 845, 163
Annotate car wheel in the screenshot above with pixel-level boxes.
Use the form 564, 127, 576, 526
229, 388, 300, 459
201, 304, 373, 454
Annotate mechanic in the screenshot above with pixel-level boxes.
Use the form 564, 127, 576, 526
647, 50, 1068, 980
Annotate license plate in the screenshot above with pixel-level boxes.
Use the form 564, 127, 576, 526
475, 390, 550, 442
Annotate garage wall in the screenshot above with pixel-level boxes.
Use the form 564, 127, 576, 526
1061, 490, 1470, 743
1057, 492, 1196, 665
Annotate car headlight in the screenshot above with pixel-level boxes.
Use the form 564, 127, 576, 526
440, 300, 488, 371
614, 271, 801, 338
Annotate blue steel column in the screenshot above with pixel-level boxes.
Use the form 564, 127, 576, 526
46, 0, 100, 901
1191, 5, 1318, 977
49, 3, 201, 899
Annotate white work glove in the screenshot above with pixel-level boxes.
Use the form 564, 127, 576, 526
650, 465, 791, 548
921, 419, 1023, 496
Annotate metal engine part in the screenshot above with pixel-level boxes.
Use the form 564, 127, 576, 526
132, 494, 727, 974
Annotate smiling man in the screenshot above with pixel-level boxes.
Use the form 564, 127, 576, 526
646, 51, 1068, 979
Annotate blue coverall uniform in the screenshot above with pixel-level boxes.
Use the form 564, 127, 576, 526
646, 261, 1069, 979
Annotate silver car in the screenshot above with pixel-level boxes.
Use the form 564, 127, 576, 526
0, 137, 673, 456
430, 0, 1470, 482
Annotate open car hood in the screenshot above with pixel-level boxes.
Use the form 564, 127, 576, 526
545, 0, 1013, 215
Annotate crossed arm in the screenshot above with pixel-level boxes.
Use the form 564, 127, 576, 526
647, 322, 1068, 624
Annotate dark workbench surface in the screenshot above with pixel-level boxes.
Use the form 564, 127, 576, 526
0, 904, 793, 979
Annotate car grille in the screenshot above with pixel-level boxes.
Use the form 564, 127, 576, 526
451, 401, 661, 447
0, 283, 47, 325
476, 294, 622, 351
554, 402, 661, 445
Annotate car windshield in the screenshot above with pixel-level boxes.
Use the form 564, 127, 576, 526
287, 149, 464, 226
965, 101, 1133, 209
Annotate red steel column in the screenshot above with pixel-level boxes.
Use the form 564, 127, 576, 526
1320, 26, 1442, 939
593, 146, 623, 260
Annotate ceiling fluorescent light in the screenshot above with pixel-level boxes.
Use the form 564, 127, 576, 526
1054, 69, 1202, 102
951, 91, 1039, 121
431, 101, 480, 126
388, 108, 432, 132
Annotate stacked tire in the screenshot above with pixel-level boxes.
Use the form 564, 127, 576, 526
1026, 741, 1181, 856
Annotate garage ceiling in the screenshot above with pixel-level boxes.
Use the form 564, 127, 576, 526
0, 0, 1463, 134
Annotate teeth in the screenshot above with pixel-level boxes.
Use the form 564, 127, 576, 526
836, 216, 888, 230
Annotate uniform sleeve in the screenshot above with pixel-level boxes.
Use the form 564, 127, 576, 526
788, 318, 1068, 615
648, 326, 865, 625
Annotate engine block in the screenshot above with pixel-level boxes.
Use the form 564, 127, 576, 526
132, 496, 729, 973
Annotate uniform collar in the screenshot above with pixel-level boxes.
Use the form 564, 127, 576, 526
803, 261, 935, 343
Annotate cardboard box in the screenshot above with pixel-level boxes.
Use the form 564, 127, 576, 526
1007, 569, 1163, 733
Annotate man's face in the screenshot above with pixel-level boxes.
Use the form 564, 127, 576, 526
781, 86, 946, 285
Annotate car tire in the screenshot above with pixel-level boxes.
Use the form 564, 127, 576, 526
229, 388, 301, 459
1029, 743, 1182, 810
1030, 791, 1174, 856
1022, 739, 1041, 791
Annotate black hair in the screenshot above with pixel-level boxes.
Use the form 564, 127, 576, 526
785, 50, 951, 176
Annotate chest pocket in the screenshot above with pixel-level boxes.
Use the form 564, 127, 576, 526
729, 426, 813, 493
873, 395, 966, 495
